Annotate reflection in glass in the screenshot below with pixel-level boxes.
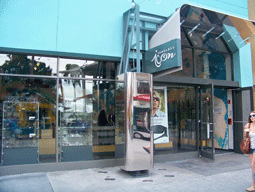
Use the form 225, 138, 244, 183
58, 78, 117, 161
181, 28, 191, 46
195, 50, 227, 80
0, 77, 57, 165
59, 58, 116, 79
188, 31, 228, 52
59, 79, 93, 113
3, 101, 38, 146
171, 48, 193, 77
0, 54, 57, 76
115, 82, 125, 146
92, 81, 116, 160
58, 79, 94, 161
154, 86, 197, 155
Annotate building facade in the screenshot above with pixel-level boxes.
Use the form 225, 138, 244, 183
248, 0, 255, 109
0, 0, 254, 175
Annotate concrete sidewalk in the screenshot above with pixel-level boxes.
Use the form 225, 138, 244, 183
0, 153, 252, 192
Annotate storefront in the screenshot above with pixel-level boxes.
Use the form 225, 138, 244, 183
0, 1, 254, 175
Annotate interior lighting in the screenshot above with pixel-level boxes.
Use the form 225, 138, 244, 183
227, 33, 239, 42
180, 20, 185, 25
239, 36, 251, 44
215, 31, 226, 39
202, 27, 215, 37
188, 23, 200, 35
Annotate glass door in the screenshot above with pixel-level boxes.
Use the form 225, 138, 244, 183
199, 84, 215, 160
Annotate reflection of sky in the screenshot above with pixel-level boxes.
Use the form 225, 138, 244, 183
60, 80, 93, 113
0, 54, 9, 67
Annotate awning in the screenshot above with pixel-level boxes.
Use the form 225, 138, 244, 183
180, 4, 255, 52
144, 9, 182, 77
144, 4, 255, 77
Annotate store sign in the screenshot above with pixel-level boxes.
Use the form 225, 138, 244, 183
144, 8, 182, 76
144, 39, 181, 74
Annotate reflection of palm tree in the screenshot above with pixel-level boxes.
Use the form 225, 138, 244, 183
62, 64, 81, 112
62, 64, 81, 86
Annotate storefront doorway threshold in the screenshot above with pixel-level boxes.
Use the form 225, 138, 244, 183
215, 149, 234, 156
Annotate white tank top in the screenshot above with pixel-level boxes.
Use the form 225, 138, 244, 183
250, 132, 255, 149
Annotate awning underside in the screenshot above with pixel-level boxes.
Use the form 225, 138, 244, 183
180, 4, 255, 53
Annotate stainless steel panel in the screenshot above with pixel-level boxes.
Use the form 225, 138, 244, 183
121, 72, 153, 171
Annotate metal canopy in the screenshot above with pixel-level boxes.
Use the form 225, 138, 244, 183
180, 4, 255, 53
119, 3, 255, 76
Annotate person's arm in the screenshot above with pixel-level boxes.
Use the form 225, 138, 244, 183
244, 123, 251, 132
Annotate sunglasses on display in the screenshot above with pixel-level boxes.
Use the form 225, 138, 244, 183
250, 114, 255, 118
153, 97, 160, 101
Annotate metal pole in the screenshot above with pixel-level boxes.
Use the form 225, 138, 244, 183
55, 57, 60, 163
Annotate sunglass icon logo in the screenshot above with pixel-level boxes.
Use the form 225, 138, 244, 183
151, 48, 176, 68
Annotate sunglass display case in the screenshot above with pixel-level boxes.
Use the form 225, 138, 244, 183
1, 97, 39, 165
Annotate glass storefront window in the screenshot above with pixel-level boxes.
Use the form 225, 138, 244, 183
92, 81, 116, 160
181, 28, 191, 46
58, 78, 94, 162
58, 78, 117, 161
0, 77, 57, 165
171, 48, 193, 77
195, 50, 231, 80
154, 86, 197, 155
0, 54, 57, 76
0, 43, 233, 166
187, 31, 228, 52
59, 58, 116, 79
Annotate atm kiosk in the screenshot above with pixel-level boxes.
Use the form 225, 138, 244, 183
116, 72, 154, 171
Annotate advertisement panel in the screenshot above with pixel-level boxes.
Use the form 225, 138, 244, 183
152, 86, 169, 144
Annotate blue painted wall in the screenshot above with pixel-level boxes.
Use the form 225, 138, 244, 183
233, 51, 241, 84
233, 44, 253, 88
186, 0, 248, 19
0, 0, 58, 51
239, 44, 253, 87
0, 0, 252, 87
0, 0, 249, 57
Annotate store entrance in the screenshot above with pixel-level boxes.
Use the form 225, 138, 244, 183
199, 84, 215, 160
158, 84, 215, 160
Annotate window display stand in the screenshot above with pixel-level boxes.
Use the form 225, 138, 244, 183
1, 99, 39, 165
59, 112, 93, 162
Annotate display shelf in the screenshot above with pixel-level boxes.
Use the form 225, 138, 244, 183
93, 126, 115, 146
59, 112, 93, 161
1, 99, 39, 165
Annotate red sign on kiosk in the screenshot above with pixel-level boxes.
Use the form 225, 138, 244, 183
133, 94, 151, 101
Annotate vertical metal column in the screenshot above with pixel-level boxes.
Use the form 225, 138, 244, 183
119, 4, 141, 75
55, 57, 60, 163
121, 72, 153, 171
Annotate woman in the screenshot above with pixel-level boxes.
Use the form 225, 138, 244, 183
245, 111, 255, 191
152, 90, 165, 117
